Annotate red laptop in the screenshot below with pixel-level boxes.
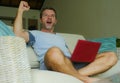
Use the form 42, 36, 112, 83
70, 40, 101, 62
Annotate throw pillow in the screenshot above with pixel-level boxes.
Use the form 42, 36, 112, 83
0, 20, 15, 36
89, 37, 117, 53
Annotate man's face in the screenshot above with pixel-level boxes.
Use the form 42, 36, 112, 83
40, 9, 57, 30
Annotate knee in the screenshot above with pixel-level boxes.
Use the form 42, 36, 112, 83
45, 46, 64, 60
44, 47, 65, 68
101, 52, 118, 67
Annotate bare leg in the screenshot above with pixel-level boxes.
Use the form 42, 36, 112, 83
44, 47, 100, 83
78, 52, 117, 76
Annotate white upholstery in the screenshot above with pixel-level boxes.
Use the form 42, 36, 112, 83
31, 69, 83, 83
27, 47, 39, 68
0, 36, 32, 83
57, 33, 85, 53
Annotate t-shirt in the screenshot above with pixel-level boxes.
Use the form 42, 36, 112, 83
28, 30, 71, 70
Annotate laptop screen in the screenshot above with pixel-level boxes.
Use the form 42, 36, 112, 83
70, 40, 101, 62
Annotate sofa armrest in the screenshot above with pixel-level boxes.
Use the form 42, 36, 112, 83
117, 48, 120, 60
31, 69, 83, 83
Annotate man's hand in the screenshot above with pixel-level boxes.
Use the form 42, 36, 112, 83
18, 1, 30, 13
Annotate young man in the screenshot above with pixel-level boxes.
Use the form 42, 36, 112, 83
14, 1, 117, 83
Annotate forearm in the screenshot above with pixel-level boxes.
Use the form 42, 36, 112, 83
13, 10, 24, 36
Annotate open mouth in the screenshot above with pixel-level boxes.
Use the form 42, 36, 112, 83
46, 21, 52, 24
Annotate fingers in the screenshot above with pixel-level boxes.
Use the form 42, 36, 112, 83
19, 1, 30, 12
22, 1, 30, 11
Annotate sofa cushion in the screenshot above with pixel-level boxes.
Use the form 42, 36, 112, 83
31, 69, 83, 83
57, 33, 85, 53
27, 46, 39, 68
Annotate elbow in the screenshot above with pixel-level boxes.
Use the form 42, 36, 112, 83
13, 28, 23, 37
13, 30, 29, 43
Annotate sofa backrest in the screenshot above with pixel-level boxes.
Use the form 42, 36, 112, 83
57, 33, 85, 53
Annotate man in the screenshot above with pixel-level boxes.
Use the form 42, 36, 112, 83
14, 1, 117, 83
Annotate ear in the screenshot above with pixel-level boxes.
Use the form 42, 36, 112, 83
55, 19, 57, 25
39, 18, 42, 23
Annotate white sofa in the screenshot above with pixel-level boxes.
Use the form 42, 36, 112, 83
2, 24, 120, 83
27, 32, 120, 83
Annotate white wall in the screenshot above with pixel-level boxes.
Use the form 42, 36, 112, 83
0, 6, 40, 30
43, 0, 120, 39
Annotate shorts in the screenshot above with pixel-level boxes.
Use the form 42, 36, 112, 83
72, 62, 90, 70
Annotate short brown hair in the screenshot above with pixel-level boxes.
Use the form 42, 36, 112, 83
40, 7, 57, 18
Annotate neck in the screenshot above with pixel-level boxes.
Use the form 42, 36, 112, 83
41, 28, 54, 33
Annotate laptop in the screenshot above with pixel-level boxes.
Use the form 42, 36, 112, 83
70, 40, 101, 62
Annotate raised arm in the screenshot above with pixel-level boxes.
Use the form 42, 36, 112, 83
13, 1, 30, 42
